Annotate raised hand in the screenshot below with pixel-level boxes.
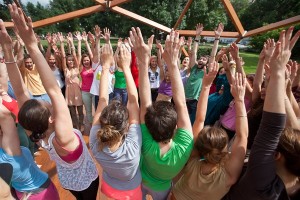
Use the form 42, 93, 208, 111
94, 25, 101, 39
74, 31, 82, 41
82, 31, 88, 42
117, 44, 131, 71
8, 3, 37, 45
231, 72, 246, 101
222, 54, 230, 72
66, 32, 73, 43
289, 60, 298, 84
129, 27, 154, 65
155, 39, 163, 53
101, 27, 111, 43
117, 38, 123, 47
87, 31, 95, 45
100, 44, 114, 69
57, 32, 64, 43
269, 27, 300, 72
264, 38, 275, 62
186, 36, 193, 50
0, 19, 13, 52
202, 61, 219, 88
124, 38, 131, 52
214, 23, 224, 38
162, 29, 184, 67
195, 23, 204, 37
229, 43, 239, 61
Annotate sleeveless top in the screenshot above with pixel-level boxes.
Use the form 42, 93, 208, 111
173, 158, 229, 200
41, 129, 98, 191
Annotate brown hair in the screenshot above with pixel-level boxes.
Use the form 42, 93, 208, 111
144, 101, 177, 143
277, 128, 300, 176
97, 101, 129, 150
18, 99, 51, 142
81, 54, 92, 67
195, 126, 229, 164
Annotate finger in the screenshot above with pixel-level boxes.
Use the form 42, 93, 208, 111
278, 30, 285, 52
127, 37, 134, 48
136, 27, 144, 44
131, 27, 138, 42
238, 73, 242, 86
148, 35, 154, 49
285, 26, 294, 50
27, 16, 33, 29
290, 30, 300, 50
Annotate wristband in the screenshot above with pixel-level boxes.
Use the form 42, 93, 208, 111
194, 39, 199, 42
215, 38, 220, 40
5, 60, 16, 64
236, 115, 247, 118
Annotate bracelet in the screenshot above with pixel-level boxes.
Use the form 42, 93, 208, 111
5, 60, 16, 64
215, 38, 220, 40
194, 39, 199, 42
236, 115, 247, 118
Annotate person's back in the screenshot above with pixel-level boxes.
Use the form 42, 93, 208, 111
130, 28, 193, 200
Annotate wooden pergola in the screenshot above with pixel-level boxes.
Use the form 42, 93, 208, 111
4, 0, 300, 44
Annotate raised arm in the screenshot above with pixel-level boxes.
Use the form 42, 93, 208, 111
82, 31, 93, 59
0, 20, 30, 108
74, 31, 82, 71
58, 32, 67, 71
92, 26, 101, 65
161, 30, 192, 132
193, 62, 219, 137
189, 23, 203, 68
93, 44, 114, 125
9, 3, 75, 147
209, 23, 223, 63
45, 33, 53, 62
117, 45, 139, 124
247, 27, 300, 190
225, 72, 248, 185
129, 28, 153, 123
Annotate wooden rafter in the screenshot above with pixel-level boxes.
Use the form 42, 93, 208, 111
33, 5, 105, 28
221, 0, 245, 36
173, 0, 193, 30
4, 22, 14, 28
95, 0, 132, 8
111, 6, 171, 33
244, 15, 300, 38
178, 30, 240, 38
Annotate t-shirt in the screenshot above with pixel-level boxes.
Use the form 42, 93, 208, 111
52, 66, 65, 89
173, 158, 229, 200
114, 70, 126, 89
223, 112, 289, 200
19, 64, 47, 95
140, 124, 193, 191
89, 124, 142, 190
148, 67, 160, 89
158, 80, 172, 97
0, 147, 48, 192
90, 62, 115, 96
80, 67, 95, 92
184, 65, 204, 100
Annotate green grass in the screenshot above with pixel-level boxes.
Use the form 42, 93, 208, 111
240, 52, 259, 74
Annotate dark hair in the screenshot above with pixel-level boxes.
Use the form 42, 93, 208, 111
97, 100, 129, 150
144, 101, 177, 142
277, 128, 300, 176
195, 126, 229, 164
81, 54, 92, 67
18, 99, 51, 142
24, 54, 31, 60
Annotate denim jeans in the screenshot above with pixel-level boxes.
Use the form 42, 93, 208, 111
82, 91, 94, 124
186, 99, 198, 125
32, 93, 51, 103
142, 184, 171, 200
113, 88, 128, 105
94, 93, 114, 110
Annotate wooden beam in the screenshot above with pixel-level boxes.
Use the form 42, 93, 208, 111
4, 22, 14, 28
111, 7, 171, 33
95, 0, 132, 7
173, 0, 193, 30
178, 30, 240, 38
32, 5, 104, 28
181, 47, 189, 57
244, 15, 300, 38
221, 0, 245, 36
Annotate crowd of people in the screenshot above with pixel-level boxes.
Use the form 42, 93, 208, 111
0, 3, 300, 200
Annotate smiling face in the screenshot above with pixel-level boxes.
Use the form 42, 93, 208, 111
182, 57, 190, 67
82, 56, 91, 68
150, 57, 157, 69
197, 56, 208, 69
48, 55, 56, 67
67, 56, 75, 68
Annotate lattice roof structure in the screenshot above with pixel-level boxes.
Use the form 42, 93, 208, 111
4, 0, 300, 45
